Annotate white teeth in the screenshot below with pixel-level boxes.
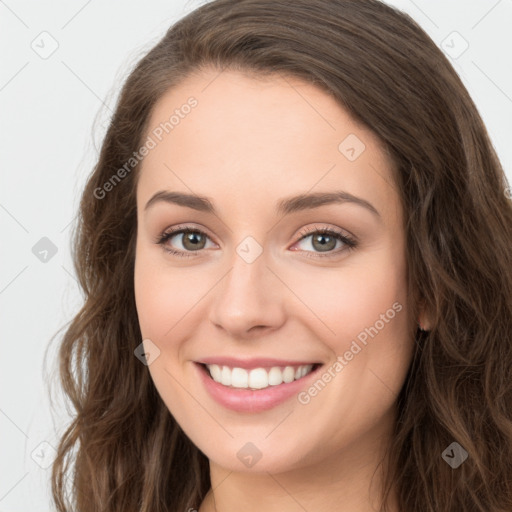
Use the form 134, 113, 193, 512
282, 366, 295, 383
248, 368, 268, 389
209, 364, 222, 382
268, 367, 283, 386
205, 364, 315, 389
221, 366, 231, 386
231, 367, 248, 388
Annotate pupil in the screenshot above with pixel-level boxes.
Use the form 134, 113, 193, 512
184, 232, 205, 250
313, 234, 336, 252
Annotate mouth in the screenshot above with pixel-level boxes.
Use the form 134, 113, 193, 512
197, 362, 323, 391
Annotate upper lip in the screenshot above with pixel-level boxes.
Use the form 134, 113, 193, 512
196, 357, 321, 370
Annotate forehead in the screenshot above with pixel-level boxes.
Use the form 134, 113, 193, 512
137, 69, 399, 221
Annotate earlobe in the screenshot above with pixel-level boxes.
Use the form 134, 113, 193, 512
416, 299, 432, 332
417, 312, 431, 332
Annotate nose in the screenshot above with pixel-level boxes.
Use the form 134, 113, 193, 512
208, 248, 286, 339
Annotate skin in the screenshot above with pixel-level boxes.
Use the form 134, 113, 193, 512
134, 68, 430, 512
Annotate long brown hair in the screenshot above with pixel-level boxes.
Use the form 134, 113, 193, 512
49, 0, 512, 510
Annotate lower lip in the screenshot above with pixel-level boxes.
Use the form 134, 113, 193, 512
195, 362, 322, 413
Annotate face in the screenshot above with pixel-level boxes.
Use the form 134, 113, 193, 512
134, 69, 416, 474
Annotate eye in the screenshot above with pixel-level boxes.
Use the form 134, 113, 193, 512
291, 225, 357, 258
155, 225, 216, 258
155, 224, 357, 259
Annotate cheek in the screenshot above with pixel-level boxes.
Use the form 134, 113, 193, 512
287, 251, 409, 350
134, 247, 210, 341
134, 254, 173, 341
134, 248, 201, 413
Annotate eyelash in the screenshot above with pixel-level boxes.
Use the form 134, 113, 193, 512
155, 224, 358, 259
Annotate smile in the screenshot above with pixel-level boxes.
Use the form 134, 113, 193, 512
205, 363, 317, 390
194, 360, 324, 413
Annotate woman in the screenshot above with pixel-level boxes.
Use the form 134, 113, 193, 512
51, 0, 512, 511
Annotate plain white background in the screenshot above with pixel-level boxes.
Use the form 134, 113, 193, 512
1, 0, 511, 510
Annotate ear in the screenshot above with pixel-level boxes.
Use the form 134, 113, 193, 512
417, 302, 432, 331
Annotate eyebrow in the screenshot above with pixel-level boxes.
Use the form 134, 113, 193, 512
144, 190, 380, 218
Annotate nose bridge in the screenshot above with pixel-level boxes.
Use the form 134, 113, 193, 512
208, 243, 285, 336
